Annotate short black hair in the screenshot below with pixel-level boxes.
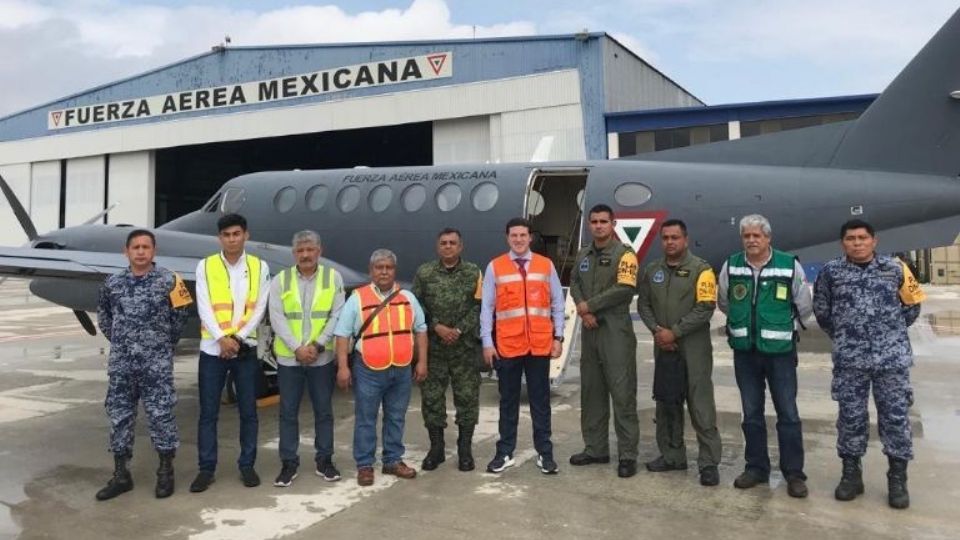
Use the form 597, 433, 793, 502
217, 213, 247, 232
505, 217, 531, 234
125, 229, 155, 247
588, 204, 614, 220
437, 227, 462, 240
840, 219, 875, 239
660, 218, 687, 236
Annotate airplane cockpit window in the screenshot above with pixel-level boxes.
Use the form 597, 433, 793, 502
369, 184, 393, 213
471, 182, 499, 211
306, 185, 329, 211
274, 186, 297, 213
337, 185, 361, 213
436, 183, 462, 212
221, 187, 246, 213
614, 183, 652, 207
203, 191, 223, 213
401, 183, 426, 212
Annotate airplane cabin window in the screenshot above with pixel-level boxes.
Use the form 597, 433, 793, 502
436, 183, 462, 212
306, 185, 329, 211
204, 191, 222, 213
220, 187, 246, 213
526, 190, 545, 216
401, 183, 426, 212
337, 185, 361, 213
274, 186, 297, 213
369, 184, 393, 213
614, 183, 653, 207
471, 182, 499, 211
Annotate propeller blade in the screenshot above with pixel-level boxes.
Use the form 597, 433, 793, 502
81, 202, 119, 225
0, 172, 38, 241
74, 310, 97, 336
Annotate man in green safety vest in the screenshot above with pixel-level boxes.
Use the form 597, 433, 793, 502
268, 230, 345, 488
717, 214, 812, 499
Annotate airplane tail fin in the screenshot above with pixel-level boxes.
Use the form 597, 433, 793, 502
829, 8, 960, 176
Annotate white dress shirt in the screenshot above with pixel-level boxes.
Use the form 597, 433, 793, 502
195, 251, 271, 356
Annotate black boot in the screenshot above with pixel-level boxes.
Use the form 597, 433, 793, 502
887, 457, 910, 509
834, 456, 865, 501
155, 450, 175, 499
96, 454, 133, 501
421, 427, 445, 471
457, 425, 475, 472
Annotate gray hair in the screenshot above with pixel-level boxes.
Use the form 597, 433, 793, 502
369, 248, 397, 266
291, 230, 321, 247
739, 214, 772, 237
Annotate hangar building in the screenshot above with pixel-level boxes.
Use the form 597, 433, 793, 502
0, 34, 700, 245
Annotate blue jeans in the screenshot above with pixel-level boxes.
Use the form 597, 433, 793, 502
278, 362, 336, 466
733, 350, 805, 479
197, 350, 259, 472
494, 355, 553, 458
352, 358, 412, 468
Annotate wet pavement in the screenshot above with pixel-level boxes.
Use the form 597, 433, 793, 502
1, 278, 958, 540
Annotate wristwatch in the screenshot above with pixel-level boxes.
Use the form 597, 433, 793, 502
554, 336, 564, 343
312, 341, 326, 354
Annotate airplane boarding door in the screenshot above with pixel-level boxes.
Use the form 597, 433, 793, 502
523, 168, 589, 386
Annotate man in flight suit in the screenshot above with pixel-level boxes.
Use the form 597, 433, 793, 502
637, 219, 722, 486
569, 204, 641, 478
96, 229, 192, 500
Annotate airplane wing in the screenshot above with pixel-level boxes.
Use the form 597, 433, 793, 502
0, 247, 199, 281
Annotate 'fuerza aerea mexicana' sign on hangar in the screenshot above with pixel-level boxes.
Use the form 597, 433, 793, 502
47, 52, 452, 130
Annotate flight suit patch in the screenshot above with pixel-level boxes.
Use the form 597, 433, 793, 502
599, 257, 611, 267
676, 269, 690, 278
617, 252, 638, 286
580, 258, 590, 272
652, 269, 665, 283
696, 269, 717, 302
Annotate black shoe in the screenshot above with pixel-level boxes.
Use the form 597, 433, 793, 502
240, 467, 261, 488
887, 457, 910, 509
421, 427, 446, 471
486, 454, 515, 474
96, 454, 133, 501
316, 457, 341, 482
787, 476, 809, 498
700, 466, 719, 486
190, 471, 215, 493
537, 454, 559, 475
733, 470, 769, 489
835, 457, 864, 501
569, 452, 611, 466
645, 456, 687, 472
617, 459, 637, 478
155, 450, 175, 499
457, 426, 475, 472
273, 461, 298, 488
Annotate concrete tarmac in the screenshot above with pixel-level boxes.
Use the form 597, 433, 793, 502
0, 278, 958, 540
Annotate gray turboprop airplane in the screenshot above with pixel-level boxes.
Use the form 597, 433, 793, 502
2, 7, 960, 341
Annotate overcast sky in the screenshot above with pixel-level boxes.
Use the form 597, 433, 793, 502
1, 0, 957, 117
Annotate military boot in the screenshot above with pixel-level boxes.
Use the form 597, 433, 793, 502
155, 450, 175, 499
96, 454, 133, 501
457, 425, 475, 472
834, 456, 865, 501
421, 427, 445, 471
887, 457, 910, 509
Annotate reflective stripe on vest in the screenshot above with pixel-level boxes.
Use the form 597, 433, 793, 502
355, 284, 414, 370
492, 253, 554, 358
725, 249, 796, 354
201, 253, 262, 339
273, 265, 336, 357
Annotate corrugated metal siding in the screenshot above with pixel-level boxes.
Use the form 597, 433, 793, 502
602, 39, 702, 113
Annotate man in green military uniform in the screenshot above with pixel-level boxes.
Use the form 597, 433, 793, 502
637, 218, 722, 486
412, 228, 483, 471
569, 204, 641, 478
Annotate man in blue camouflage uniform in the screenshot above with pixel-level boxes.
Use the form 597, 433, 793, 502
96, 229, 192, 501
814, 219, 925, 509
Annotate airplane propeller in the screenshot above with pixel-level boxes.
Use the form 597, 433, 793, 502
0, 172, 98, 336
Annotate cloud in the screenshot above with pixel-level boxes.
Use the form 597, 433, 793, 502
0, 0, 535, 117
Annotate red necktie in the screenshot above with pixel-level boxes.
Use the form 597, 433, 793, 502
516, 258, 527, 279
